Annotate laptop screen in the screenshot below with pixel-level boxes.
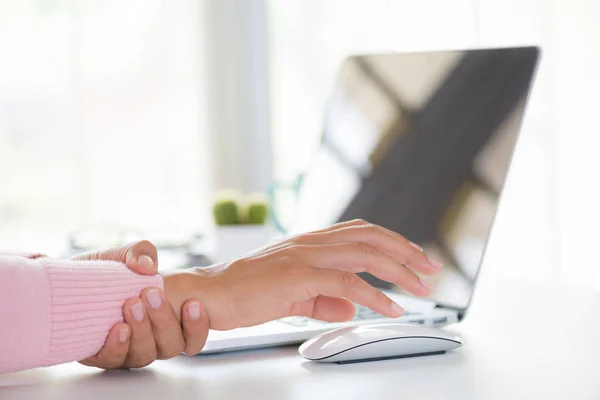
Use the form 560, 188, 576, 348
290, 47, 539, 311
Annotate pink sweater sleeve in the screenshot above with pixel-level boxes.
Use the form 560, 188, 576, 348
0, 253, 163, 374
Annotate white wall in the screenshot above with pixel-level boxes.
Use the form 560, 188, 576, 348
551, 0, 600, 288
201, 0, 273, 194
474, 0, 600, 288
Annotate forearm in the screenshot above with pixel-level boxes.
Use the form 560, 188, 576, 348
0, 254, 162, 374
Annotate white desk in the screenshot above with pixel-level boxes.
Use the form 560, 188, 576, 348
1, 278, 600, 399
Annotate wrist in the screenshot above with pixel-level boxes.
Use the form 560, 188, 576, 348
161, 267, 213, 321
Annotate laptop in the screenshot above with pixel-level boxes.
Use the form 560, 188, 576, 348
199, 46, 540, 354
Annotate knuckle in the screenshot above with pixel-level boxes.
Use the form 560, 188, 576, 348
356, 241, 376, 255
363, 222, 384, 236
340, 271, 359, 289
351, 218, 367, 225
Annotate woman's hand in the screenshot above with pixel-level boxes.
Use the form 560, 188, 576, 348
163, 219, 442, 331
74, 241, 210, 369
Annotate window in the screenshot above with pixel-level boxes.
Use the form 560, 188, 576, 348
0, 0, 210, 255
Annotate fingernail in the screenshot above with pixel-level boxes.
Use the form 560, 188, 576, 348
420, 277, 432, 290
390, 301, 404, 317
131, 302, 144, 322
187, 302, 201, 320
119, 327, 130, 343
409, 241, 423, 252
426, 255, 443, 269
138, 255, 156, 272
147, 289, 162, 309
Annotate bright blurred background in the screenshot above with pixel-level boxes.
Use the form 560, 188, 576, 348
0, 0, 598, 289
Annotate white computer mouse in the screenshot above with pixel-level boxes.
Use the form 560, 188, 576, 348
298, 322, 463, 364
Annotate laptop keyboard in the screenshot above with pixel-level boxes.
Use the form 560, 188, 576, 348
277, 304, 412, 327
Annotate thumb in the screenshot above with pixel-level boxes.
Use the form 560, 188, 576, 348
71, 240, 158, 276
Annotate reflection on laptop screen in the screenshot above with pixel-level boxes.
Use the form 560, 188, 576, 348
290, 47, 539, 311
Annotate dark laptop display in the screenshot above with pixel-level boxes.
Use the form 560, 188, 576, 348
290, 47, 540, 311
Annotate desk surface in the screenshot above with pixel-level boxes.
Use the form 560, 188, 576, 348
2, 278, 600, 400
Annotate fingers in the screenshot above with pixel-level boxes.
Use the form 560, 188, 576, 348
181, 300, 210, 356
140, 288, 185, 359
308, 268, 404, 319
82, 289, 199, 371
79, 323, 130, 369
71, 240, 158, 276
290, 296, 356, 322
122, 298, 158, 368
296, 243, 430, 296
123, 240, 159, 275
294, 220, 441, 275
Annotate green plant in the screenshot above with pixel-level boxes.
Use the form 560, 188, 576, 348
246, 200, 268, 225
212, 190, 269, 226
213, 197, 240, 226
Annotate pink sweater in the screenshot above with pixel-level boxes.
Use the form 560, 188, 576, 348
0, 252, 163, 374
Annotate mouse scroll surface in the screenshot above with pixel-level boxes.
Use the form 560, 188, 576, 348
299, 323, 462, 363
